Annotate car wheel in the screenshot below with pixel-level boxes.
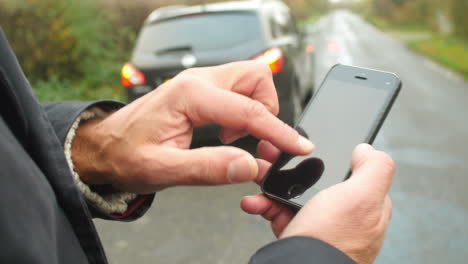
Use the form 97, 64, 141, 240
302, 89, 313, 108
126, 87, 139, 103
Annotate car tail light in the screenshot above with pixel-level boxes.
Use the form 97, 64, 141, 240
121, 63, 146, 87
306, 44, 315, 53
252, 47, 284, 74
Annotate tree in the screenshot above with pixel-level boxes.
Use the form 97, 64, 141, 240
451, 0, 468, 39
0, 0, 116, 82
284, 0, 329, 20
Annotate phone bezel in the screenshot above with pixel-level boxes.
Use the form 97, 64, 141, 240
260, 64, 402, 209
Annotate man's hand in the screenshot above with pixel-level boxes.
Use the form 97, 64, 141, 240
241, 143, 395, 264
72, 61, 314, 193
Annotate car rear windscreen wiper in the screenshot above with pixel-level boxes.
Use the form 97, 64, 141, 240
155, 45, 193, 55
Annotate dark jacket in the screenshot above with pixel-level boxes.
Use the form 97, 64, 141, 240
0, 28, 354, 264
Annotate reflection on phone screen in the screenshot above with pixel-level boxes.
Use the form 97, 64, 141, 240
263, 76, 395, 206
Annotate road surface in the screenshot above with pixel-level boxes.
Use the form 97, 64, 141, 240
95, 10, 468, 264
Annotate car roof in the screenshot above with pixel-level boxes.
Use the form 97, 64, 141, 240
146, 0, 288, 25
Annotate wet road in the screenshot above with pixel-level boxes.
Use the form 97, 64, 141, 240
95, 11, 468, 264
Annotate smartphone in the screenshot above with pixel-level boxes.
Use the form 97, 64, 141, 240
261, 64, 402, 208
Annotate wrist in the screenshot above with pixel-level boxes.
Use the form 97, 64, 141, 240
71, 113, 113, 186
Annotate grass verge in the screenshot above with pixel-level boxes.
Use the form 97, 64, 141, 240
299, 13, 325, 31
366, 16, 428, 32
33, 78, 123, 102
365, 15, 468, 80
409, 36, 468, 79
31, 61, 124, 102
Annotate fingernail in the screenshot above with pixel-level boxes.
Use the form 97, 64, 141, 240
228, 155, 258, 183
298, 135, 315, 153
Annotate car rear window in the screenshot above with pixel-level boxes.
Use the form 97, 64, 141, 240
136, 12, 261, 53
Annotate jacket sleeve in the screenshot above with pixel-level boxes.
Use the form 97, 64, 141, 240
41, 100, 122, 144
41, 100, 155, 221
250, 236, 356, 264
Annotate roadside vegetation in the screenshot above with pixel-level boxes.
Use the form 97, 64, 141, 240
0, 0, 327, 102
409, 36, 468, 79
345, 0, 468, 79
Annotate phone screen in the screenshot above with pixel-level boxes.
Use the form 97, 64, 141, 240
262, 65, 400, 207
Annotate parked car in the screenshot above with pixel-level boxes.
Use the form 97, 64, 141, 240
121, 0, 316, 143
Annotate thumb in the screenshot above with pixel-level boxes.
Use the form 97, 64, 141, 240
349, 144, 396, 199
146, 146, 258, 187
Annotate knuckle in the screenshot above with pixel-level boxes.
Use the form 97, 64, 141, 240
184, 150, 218, 185
252, 60, 272, 75
133, 150, 162, 186
241, 76, 278, 116
180, 67, 202, 77
172, 74, 196, 91
243, 61, 273, 81
372, 151, 396, 175
252, 63, 277, 114
199, 159, 216, 183
171, 74, 208, 98
261, 87, 279, 116
277, 120, 295, 139
244, 100, 267, 120
197, 155, 224, 184
271, 99, 280, 116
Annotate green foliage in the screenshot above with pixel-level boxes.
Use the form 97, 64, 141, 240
0, 0, 330, 101
366, 15, 429, 32
0, 0, 125, 101
0, 0, 118, 81
366, 0, 467, 38
284, 0, 329, 21
33, 76, 123, 101
358, 0, 467, 79
409, 36, 468, 79
371, 0, 436, 29
451, 0, 468, 39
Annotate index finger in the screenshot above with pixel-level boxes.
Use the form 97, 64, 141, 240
183, 61, 279, 115
181, 81, 314, 155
